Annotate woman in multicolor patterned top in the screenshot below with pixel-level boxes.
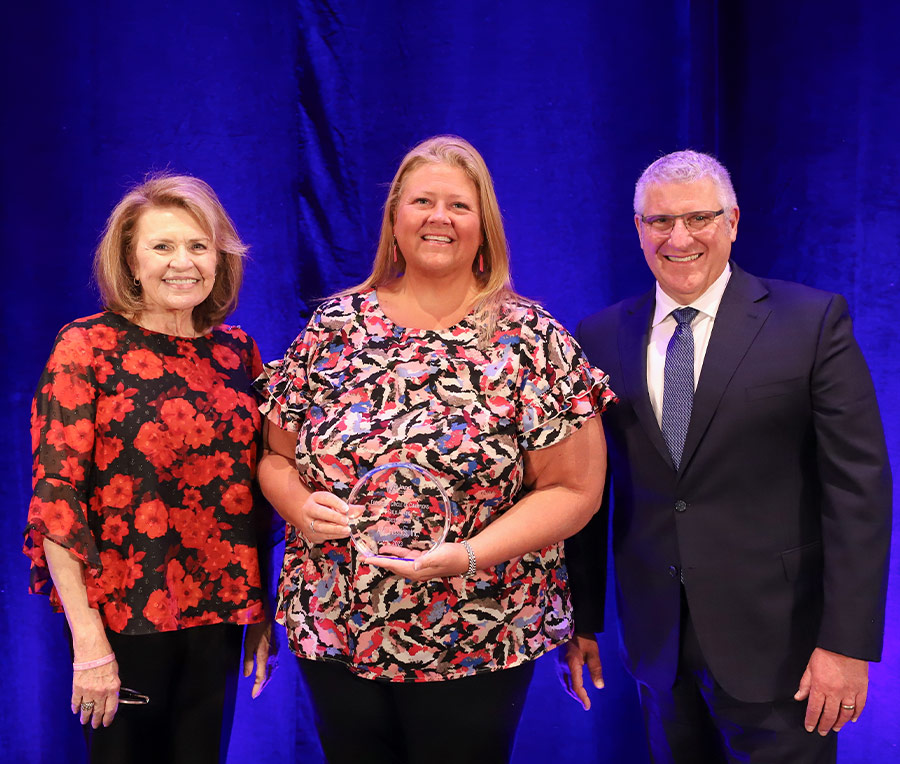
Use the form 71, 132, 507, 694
257, 136, 614, 764
24, 174, 275, 764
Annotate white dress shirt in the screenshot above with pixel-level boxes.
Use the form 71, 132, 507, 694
647, 264, 733, 427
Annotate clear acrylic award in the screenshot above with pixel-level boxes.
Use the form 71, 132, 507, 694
348, 462, 451, 560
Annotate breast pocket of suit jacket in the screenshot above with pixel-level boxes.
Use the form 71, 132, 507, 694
745, 376, 808, 401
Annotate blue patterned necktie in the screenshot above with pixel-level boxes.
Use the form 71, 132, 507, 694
661, 307, 699, 469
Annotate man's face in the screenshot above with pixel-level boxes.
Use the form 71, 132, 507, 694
634, 178, 739, 304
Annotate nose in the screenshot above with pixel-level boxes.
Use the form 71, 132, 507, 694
169, 244, 192, 267
427, 203, 451, 224
667, 217, 694, 247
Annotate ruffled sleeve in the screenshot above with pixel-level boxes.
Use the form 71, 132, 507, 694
254, 311, 324, 432
24, 323, 103, 603
516, 307, 616, 451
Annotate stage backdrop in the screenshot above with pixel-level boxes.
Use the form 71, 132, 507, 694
1, 2, 897, 762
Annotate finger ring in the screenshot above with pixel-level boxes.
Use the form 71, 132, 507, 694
841, 704, 856, 710
310, 519, 317, 533
80, 700, 95, 712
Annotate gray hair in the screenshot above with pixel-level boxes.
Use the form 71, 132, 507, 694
633, 150, 737, 216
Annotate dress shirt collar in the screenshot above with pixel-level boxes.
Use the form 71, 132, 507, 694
651, 262, 733, 327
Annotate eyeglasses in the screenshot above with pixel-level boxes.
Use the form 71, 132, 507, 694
119, 687, 150, 705
641, 209, 724, 234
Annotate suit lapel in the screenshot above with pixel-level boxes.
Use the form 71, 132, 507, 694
617, 290, 672, 466
678, 264, 770, 476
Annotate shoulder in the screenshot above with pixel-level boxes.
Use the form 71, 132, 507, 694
730, 266, 849, 320
757, 275, 843, 308
577, 291, 651, 337
50, 312, 125, 359
311, 291, 368, 329
212, 323, 257, 349
497, 295, 565, 335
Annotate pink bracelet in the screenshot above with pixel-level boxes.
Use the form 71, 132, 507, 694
73, 653, 115, 671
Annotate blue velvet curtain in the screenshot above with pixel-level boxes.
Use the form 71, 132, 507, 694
2, 2, 897, 761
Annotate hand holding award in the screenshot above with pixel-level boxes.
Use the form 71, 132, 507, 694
348, 462, 451, 561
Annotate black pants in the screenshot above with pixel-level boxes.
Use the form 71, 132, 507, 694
81, 623, 243, 764
639, 590, 837, 764
299, 658, 536, 764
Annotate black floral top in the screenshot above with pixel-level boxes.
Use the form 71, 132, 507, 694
257, 290, 614, 681
24, 311, 266, 634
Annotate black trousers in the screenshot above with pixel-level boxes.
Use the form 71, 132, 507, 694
81, 623, 243, 764
639, 590, 837, 764
299, 657, 536, 764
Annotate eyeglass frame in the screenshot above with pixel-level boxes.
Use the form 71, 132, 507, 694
640, 209, 725, 234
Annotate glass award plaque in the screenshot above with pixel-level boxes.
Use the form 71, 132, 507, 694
348, 462, 451, 560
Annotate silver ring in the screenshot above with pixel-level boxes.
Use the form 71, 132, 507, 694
80, 700, 95, 712
841, 704, 856, 710
310, 519, 317, 533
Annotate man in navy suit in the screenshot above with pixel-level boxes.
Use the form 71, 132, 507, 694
560, 150, 891, 762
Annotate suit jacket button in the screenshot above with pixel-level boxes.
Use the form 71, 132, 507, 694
668, 565, 678, 578
674, 500, 687, 513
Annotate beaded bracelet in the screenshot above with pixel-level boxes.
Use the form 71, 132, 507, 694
73, 653, 115, 671
461, 540, 477, 578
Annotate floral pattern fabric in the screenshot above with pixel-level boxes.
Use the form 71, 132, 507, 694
257, 290, 614, 681
24, 311, 266, 634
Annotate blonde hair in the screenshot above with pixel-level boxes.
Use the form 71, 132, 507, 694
347, 135, 520, 337
93, 172, 248, 333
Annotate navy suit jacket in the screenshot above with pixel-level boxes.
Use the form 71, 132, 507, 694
567, 263, 891, 703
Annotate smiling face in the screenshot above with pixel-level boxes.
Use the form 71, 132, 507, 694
393, 162, 483, 281
130, 206, 218, 331
635, 178, 739, 304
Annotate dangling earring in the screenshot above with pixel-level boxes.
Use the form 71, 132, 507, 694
478, 249, 485, 273
393, 238, 399, 263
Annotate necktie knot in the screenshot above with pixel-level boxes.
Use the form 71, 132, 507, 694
672, 307, 699, 327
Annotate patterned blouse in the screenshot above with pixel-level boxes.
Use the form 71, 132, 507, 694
24, 311, 266, 634
257, 290, 614, 681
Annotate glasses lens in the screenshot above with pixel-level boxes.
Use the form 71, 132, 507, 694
684, 212, 718, 231
646, 216, 674, 233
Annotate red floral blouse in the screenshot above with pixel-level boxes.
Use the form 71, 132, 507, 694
24, 312, 266, 634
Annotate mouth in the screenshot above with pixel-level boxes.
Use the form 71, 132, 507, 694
664, 253, 701, 263
422, 234, 453, 244
163, 278, 200, 286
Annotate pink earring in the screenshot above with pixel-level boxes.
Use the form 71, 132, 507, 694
478, 250, 485, 272
393, 239, 398, 263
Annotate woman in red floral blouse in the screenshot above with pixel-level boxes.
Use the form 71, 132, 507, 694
257, 136, 613, 763
24, 174, 275, 764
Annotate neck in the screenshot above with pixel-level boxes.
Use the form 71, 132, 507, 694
131, 309, 200, 337
379, 271, 481, 330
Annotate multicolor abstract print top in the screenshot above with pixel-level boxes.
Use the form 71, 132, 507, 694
257, 290, 614, 681
25, 311, 266, 634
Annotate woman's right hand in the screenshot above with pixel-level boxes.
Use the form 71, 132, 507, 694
71, 632, 121, 728
72, 658, 121, 728
300, 491, 351, 543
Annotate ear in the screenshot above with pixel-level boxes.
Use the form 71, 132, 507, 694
727, 206, 740, 242
634, 214, 644, 245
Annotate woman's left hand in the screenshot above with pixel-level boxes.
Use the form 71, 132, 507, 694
243, 621, 278, 699
364, 543, 470, 581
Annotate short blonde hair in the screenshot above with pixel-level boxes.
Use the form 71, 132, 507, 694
348, 135, 518, 334
93, 173, 248, 333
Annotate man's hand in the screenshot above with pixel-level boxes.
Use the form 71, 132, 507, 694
794, 647, 868, 735
244, 621, 278, 699
556, 633, 604, 710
